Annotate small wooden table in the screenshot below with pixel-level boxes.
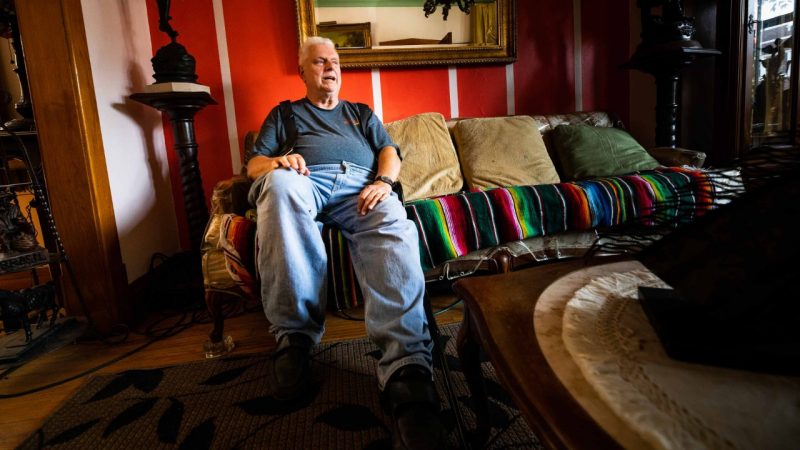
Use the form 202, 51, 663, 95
453, 257, 631, 449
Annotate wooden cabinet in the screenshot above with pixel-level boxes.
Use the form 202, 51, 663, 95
742, 0, 798, 148
704, 0, 800, 164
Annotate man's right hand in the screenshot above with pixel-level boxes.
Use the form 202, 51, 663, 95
247, 154, 310, 180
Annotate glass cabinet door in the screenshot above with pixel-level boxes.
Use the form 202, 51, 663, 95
748, 0, 797, 147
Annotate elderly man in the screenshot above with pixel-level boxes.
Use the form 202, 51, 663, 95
246, 37, 444, 448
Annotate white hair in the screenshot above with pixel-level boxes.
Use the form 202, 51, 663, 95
298, 36, 336, 65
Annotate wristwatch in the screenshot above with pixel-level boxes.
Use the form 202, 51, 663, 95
374, 175, 395, 187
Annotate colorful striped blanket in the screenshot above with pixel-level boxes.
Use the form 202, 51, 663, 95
405, 167, 714, 272
215, 167, 716, 310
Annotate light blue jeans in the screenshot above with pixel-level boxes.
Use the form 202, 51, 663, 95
248, 161, 432, 389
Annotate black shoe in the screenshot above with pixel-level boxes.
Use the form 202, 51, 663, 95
270, 333, 313, 401
381, 365, 446, 450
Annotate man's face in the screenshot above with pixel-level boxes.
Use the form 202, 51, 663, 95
300, 44, 341, 96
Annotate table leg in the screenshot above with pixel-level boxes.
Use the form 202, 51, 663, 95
456, 305, 491, 445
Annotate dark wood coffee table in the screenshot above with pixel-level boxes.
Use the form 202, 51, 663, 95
452, 257, 634, 449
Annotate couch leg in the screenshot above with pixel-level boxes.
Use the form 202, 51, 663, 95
489, 252, 512, 274
203, 290, 235, 358
498, 253, 511, 273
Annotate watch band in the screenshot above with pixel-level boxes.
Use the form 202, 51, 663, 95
374, 175, 395, 186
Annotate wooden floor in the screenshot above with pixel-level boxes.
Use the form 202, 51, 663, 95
0, 293, 463, 449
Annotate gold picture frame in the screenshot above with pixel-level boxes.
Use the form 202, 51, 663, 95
296, 0, 516, 68
317, 22, 373, 49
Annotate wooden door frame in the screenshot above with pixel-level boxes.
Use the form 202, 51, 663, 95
15, 0, 129, 333
712, 0, 750, 164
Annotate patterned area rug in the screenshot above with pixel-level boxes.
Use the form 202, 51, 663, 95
19, 323, 541, 449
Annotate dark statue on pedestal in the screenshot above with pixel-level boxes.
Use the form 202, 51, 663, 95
638, 0, 701, 49
131, 0, 215, 254
624, 0, 719, 148
151, 0, 198, 83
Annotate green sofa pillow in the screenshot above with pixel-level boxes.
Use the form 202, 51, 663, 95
550, 124, 660, 180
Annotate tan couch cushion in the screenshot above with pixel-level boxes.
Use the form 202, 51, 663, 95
453, 116, 560, 190
385, 112, 463, 201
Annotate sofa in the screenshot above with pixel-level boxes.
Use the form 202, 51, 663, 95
200, 110, 710, 355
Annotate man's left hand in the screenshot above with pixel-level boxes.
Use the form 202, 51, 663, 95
358, 182, 392, 215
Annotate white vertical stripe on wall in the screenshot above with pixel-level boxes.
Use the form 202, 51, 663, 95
573, 0, 583, 111
371, 68, 383, 121
506, 64, 515, 115
448, 66, 459, 118
212, 0, 241, 173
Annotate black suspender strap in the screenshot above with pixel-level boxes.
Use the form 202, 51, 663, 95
355, 102, 372, 139
278, 100, 297, 156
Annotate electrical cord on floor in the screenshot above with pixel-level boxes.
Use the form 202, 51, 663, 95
0, 339, 154, 399
432, 297, 463, 316
0, 297, 263, 399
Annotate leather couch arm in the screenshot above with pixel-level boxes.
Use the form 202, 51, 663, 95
210, 175, 253, 216
647, 146, 707, 168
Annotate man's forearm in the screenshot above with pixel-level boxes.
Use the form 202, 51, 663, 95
246, 155, 277, 180
375, 146, 401, 182
358, 146, 400, 214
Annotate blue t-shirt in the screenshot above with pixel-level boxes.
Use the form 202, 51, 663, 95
252, 98, 399, 170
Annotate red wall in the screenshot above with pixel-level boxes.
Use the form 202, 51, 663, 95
581, 0, 631, 125
146, 0, 630, 248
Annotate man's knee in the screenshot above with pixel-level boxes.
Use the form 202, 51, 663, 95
359, 210, 419, 251
370, 196, 408, 223
255, 169, 310, 205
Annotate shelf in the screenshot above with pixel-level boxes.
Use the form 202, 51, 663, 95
0, 130, 37, 139
0, 247, 49, 275
1, 181, 33, 190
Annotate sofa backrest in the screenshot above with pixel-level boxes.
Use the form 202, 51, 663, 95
242, 110, 630, 202
445, 111, 623, 138
384, 111, 626, 201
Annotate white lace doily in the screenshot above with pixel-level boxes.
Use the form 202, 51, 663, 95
560, 265, 800, 450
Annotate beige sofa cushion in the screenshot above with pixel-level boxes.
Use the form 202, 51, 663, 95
385, 112, 463, 201
453, 116, 560, 190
